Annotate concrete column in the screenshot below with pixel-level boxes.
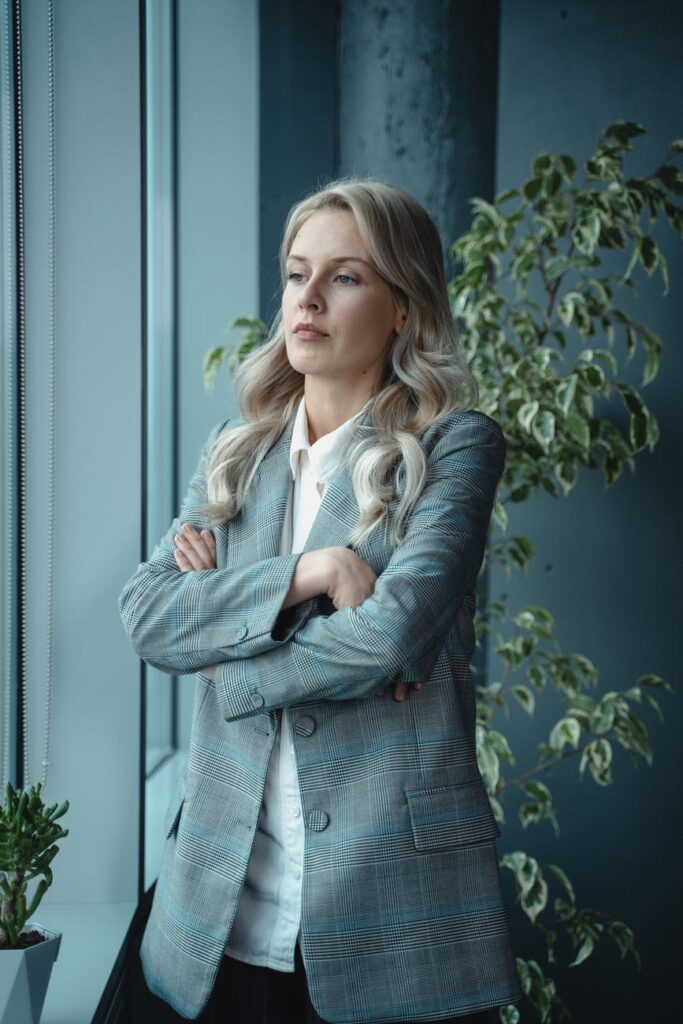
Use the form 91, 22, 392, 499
338, 0, 500, 271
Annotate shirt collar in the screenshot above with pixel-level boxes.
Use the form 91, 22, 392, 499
288, 394, 372, 483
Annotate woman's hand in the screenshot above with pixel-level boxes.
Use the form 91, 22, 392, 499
173, 522, 216, 571
324, 546, 377, 611
324, 547, 422, 703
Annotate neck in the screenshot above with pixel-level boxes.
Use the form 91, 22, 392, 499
303, 384, 374, 445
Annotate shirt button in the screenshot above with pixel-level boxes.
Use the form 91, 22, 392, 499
293, 867, 302, 880
291, 806, 301, 819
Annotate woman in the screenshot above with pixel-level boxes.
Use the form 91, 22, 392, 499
119, 178, 522, 1024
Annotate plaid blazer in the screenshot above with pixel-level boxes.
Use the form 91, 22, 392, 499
118, 405, 522, 1022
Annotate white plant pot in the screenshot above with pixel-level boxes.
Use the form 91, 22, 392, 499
0, 922, 61, 1024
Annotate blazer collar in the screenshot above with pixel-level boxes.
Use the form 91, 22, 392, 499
288, 393, 372, 484
253, 400, 375, 561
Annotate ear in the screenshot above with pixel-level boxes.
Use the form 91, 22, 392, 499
393, 308, 408, 334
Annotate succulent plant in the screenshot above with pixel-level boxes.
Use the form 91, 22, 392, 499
0, 781, 69, 949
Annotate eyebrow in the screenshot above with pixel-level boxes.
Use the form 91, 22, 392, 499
286, 254, 372, 267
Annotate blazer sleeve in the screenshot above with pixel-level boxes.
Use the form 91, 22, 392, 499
117, 419, 316, 673
214, 413, 506, 721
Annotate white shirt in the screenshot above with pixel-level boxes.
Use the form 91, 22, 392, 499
223, 394, 370, 971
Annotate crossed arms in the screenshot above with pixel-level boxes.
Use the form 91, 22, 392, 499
117, 412, 506, 722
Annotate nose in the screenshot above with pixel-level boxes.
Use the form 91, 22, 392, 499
298, 275, 324, 310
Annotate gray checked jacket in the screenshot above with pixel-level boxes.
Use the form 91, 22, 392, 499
118, 404, 522, 1022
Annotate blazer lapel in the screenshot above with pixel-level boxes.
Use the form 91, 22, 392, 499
249, 403, 375, 562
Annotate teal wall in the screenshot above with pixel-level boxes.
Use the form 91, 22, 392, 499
491, 2, 682, 1020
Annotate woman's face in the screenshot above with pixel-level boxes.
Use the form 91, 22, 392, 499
282, 209, 405, 393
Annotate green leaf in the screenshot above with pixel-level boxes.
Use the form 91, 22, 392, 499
546, 170, 563, 197
616, 382, 651, 452
492, 498, 508, 531
556, 375, 578, 414
519, 803, 542, 827
606, 919, 639, 961
488, 794, 505, 825
549, 717, 581, 751
523, 177, 543, 202
494, 187, 520, 204
548, 863, 576, 905
558, 154, 577, 180
590, 701, 616, 734
640, 325, 663, 386
517, 400, 539, 432
558, 294, 576, 327
592, 348, 618, 375
202, 346, 228, 394
638, 235, 658, 273
639, 673, 673, 693
488, 730, 515, 764
532, 153, 553, 176
528, 664, 546, 690
502, 853, 549, 925
579, 738, 613, 785
532, 409, 556, 451
566, 413, 590, 449
603, 120, 647, 147
570, 934, 595, 967
582, 363, 606, 389
471, 197, 504, 226
544, 255, 568, 280
512, 685, 535, 715
476, 726, 501, 791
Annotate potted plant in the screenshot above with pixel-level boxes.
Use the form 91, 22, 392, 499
0, 781, 69, 1024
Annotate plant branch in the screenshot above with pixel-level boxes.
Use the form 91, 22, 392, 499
502, 739, 594, 789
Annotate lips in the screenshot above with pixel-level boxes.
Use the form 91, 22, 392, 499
294, 322, 328, 336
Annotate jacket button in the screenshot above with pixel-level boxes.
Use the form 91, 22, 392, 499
307, 810, 329, 832
232, 624, 248, 642
294, 716, 316, 737
250, 691, 265, 709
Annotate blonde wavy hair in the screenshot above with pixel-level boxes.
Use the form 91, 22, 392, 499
201, 176, 479, 548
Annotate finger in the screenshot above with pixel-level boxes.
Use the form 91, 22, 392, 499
201, 530, 217, 560
410, 682, 422, 690
173, 546, 192, 571
392, 683, 409, 701
174, 533, 204, 571
178, 527, 214, 569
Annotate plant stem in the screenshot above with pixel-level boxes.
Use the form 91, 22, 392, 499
502, 738, 593, 788
538, 239, 576, 346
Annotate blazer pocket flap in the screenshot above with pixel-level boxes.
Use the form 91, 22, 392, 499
406, 782, 501, 851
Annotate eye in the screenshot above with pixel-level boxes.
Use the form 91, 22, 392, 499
336, 274, 358, 285
287, 272, 304, 282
